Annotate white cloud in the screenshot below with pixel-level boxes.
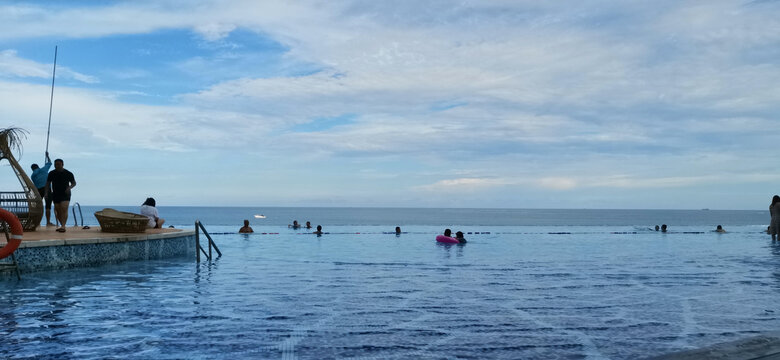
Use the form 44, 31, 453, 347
194, 23, 237, 41
0, 80, 274, 152
0, 49, 98, 83
537, 177, 578, 190
415, 170, 780, 200
416, 177, 512, 192
0, 49, 49, 78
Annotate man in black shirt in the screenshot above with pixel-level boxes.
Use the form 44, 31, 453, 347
45, 158, 76, 232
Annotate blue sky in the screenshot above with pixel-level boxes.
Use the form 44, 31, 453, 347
1, 0, 779, 209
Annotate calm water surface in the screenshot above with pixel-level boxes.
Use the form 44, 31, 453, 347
1, 208, 779, 359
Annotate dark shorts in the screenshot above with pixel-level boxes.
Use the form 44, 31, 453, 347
36, 187, 53, 208
51, 192, 71, 204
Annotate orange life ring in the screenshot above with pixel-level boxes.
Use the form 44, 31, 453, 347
0, 208, 23, 260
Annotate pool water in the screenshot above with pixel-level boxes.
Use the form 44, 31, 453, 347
2, 225, 780, 359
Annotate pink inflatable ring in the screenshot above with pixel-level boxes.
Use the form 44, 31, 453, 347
436, 235, 460, 244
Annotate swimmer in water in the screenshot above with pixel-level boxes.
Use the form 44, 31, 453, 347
455, 231, 467, 243
239, 219, 253, 233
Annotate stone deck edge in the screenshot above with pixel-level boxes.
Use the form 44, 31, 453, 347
17, 230, 196, 248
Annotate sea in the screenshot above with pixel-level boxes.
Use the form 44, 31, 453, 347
1, 207, 778, 359
65, 205, 772, 227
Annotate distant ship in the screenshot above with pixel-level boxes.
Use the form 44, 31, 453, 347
254, 214, 266, 219
701, 208, 710, 211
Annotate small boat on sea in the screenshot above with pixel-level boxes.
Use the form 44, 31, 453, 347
254, 214, 266, 219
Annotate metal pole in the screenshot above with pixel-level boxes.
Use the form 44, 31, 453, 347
207, 225, 212, 260
198, 221, 221, 257
45, 46, 58, 158
209, 237, 222, 257
195, 220, 200, 262
3, 229, 21, 280
74, 202, 84, 227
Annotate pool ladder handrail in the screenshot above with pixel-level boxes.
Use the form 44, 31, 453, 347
195, 220, 222, 262
71, 202, 89, 229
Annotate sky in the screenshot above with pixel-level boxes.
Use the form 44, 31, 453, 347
1, 0, 779, 209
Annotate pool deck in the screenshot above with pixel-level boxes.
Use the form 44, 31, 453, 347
648, 332, 780, 360
3, 225, 194, 247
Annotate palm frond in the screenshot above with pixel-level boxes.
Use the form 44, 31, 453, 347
0, 127, 29, 158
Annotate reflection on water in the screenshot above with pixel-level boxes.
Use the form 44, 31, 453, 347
0, 225, 778, 359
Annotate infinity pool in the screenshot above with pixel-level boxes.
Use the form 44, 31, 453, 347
2, 225, 779, 359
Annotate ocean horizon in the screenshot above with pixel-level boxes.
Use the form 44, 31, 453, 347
65, 206, 770, 228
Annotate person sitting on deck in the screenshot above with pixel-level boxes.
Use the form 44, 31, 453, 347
31, 152, 54, 226
239, 219, 253, 233
140, 197, 165, 229
455, 231, 467, 243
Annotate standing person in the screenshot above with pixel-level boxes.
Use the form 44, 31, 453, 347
140, 197, 165, 229
30, 152, 54, 226
45, 158, 76, 232
770, 195, 780, 241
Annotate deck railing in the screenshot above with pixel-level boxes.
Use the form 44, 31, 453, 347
0, 191, 41, 231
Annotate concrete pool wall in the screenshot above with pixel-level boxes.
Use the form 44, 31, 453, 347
1, 227, 196, 273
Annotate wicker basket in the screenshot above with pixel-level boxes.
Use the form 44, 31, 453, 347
94, 208, 149, 233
